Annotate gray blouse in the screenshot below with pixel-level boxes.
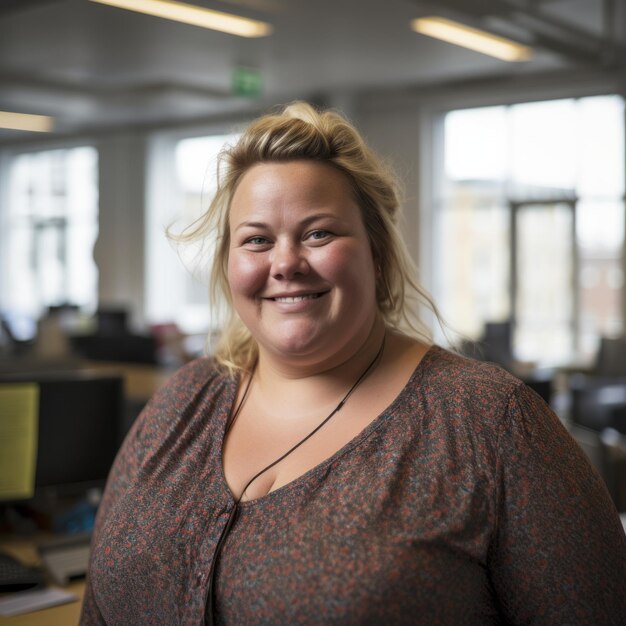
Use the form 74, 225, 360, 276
80, 346, 626, 625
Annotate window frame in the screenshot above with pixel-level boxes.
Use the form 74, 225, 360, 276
419, 87, 626, 364
0, 138, 100, 317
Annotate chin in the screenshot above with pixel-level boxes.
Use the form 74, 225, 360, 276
257, 331, 332, 363
269, 337, 321, 359
259, 321, 324, 353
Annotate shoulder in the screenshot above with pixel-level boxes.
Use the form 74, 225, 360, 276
418, 345, 524, 410
411, 345, 562, 453
132, 357, 237, 441
155, 357, 235, 398
418, 346, 580, 460
170, 355, 231, 381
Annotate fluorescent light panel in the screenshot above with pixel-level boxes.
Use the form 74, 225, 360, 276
0, 111, 54, 133
411, 16, 532, 62
89, 0, 272, 38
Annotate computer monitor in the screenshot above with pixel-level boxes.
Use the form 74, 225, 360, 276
0, 373, 124, 500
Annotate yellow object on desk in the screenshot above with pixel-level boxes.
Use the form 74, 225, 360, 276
0, 385, 39, 501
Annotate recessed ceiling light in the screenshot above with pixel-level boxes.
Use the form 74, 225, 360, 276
0, 111, 54, 133
411, 16, 532, 62
89, 0, 272, 38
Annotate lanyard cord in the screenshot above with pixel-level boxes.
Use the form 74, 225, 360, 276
205, 336, 386, 625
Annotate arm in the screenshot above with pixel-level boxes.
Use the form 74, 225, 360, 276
78, 357, 221, 624
489, 384, 626, 624
79, 571, 107, 625
78, 400, 149, 625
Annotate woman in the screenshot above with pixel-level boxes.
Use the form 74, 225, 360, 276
81, 102, 626, 625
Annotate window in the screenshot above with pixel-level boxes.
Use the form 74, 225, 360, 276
1, 147, 99, 319
146, 132, 239, 334
437, 95, 624, 364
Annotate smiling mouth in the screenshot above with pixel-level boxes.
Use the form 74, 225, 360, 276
271, 292, 326, 303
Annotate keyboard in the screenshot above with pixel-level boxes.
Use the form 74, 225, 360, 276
38, 533, 91, 586
0, 552, 45, 593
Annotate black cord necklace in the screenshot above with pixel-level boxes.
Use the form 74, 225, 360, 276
205, 335, 386, 625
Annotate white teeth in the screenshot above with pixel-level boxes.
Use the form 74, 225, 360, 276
274, 294, 320, 303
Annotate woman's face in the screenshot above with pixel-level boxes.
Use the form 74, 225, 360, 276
227, 160, 379, 369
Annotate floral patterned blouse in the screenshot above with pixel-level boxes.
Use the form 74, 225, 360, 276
80, 346, 626, 625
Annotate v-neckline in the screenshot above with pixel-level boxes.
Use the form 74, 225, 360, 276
215, 344, 439, 509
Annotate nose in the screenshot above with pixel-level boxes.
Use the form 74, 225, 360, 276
270, 240, 309, 280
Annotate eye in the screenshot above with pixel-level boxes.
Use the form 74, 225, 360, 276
306, 229, 331, 241
245, 235, 270, 246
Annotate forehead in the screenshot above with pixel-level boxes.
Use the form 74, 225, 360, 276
229, 160, 359, 226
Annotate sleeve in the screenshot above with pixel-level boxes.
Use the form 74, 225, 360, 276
78, 358, 216, 624
78, 391, 151, 625
489, 383, 626, 625
79, 575, 107, 625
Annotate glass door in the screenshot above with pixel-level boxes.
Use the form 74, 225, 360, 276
511, 200, 577, 363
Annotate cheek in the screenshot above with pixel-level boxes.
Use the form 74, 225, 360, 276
319, 245, 376, 288
227, 253, 267, 298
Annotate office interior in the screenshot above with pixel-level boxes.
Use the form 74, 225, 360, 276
1, 0, 626, 619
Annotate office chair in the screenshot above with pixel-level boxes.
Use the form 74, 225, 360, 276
595, 336, 626, 377
600, 428, 626, 512
569, 424, 626, 512
570, 375, 626, 434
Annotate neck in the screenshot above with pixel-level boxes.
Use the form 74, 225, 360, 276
253, 317, 386, 400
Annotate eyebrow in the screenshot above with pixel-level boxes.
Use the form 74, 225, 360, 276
234, 221, 267, 232
233, 212, 341, 232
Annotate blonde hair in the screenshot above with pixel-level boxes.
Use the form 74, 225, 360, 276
176, 101, 439, 373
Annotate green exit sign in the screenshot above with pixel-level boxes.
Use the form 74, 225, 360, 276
232, 67, 262, 98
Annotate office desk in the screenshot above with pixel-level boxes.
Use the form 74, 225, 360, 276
82, 361, 177, 403
0, 355, 177, 405
0, 539, 84, 626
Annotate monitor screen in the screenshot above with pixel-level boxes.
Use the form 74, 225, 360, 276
0, 373, 124, 499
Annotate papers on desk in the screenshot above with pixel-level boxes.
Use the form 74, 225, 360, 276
0, 587, 78, 616
0, 384, 39, 500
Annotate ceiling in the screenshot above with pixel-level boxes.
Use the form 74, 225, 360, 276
0, 0, 624, 143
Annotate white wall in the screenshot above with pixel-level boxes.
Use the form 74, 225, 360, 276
356, 103, 422, 259
94, 133, 147, 330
